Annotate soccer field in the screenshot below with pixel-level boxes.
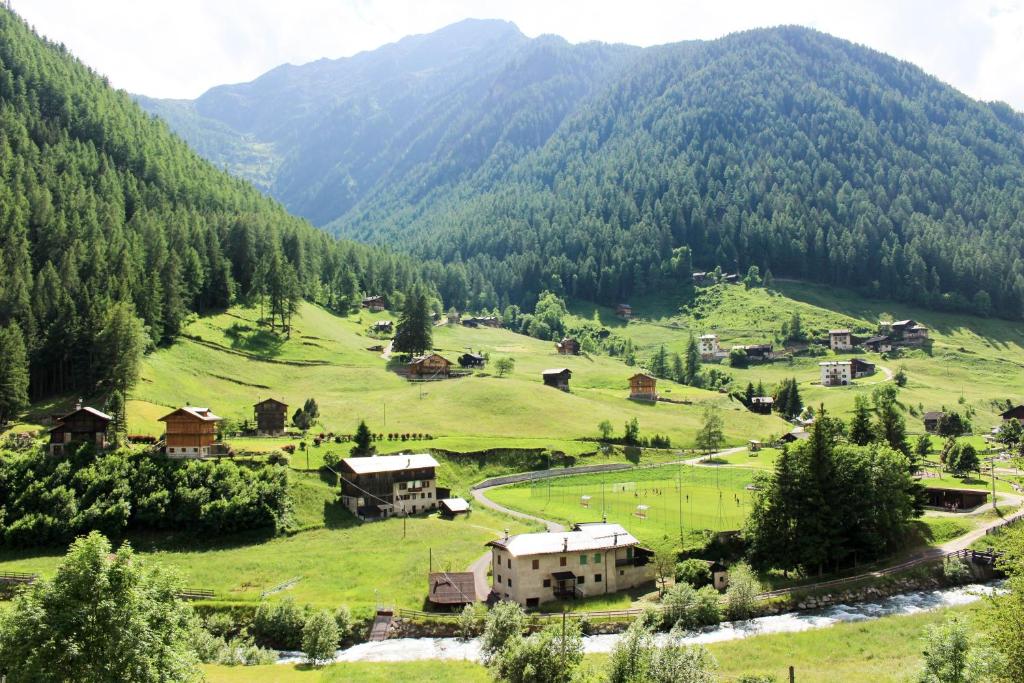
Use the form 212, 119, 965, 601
487, 464, 755, 545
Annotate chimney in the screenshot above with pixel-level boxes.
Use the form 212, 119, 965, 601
562, 537, 568, 552
503, 528, 509, 541
75, 398, 82, 411
613, 532, 619, 546
602, 513, 607, 524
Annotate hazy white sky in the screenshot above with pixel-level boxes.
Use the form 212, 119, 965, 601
10, 0, 1024, 109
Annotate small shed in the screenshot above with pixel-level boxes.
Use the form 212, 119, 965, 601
542, 368, 572, 391
749, 396, 774, 415
459, 353, 486, 368
616, 304, 632, 319
253, 398, 288, 436
629, 373, 658, 401
362, 295, 387, 312
371, 320, 393, 334
555, 337, 581, 355
439, 497, 470, 517
409, 353, 453, 378
923, 411, 946, 434
427, 572, 477, 607
748, 439, 761, 453
709, 560, 729, 591
923, 487, 989, 512
850, 357, 875, 378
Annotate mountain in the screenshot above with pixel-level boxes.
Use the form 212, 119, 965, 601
0, 8, 433, 402
138, 20, 638, 226
143, 23, 1024, 319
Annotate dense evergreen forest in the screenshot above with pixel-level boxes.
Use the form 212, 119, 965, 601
150, 22, 1024, 319
0, 9, 438, 404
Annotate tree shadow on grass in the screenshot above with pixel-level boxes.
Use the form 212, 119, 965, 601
324, 499, 360, 530
225, 322, 286, 358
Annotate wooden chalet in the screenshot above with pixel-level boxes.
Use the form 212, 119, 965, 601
159, 406, 223, 458
749, 396, 774, 415
923, 487, 989, 512
850, 357, 875, 378
428, 572, 477, 607
555, 337, 581, 355
891, 319, 929, 343
48, 404, 111, 456
458, 352, 486, 368
462, 316, 500, 328
409, 353, 453, 378
542, 368, 572, 391
1001, 405, 1024, 421
253, 398, 288, 436
923, 411, 946, 434
628, 373, 657, 401
863, 335, 892, 353
339, 453, 439, 518
361, 295, 387, 312
371, 320, 393, 334
740, 344, 773, 360
616, 304, 632, 319
779, 428, 810, 444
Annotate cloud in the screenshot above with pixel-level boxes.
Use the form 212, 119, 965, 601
9, 0, 1024, 109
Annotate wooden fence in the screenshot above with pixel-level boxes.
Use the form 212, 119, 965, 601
0, 571, 37, 585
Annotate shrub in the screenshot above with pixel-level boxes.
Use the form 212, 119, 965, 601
943, 555, 971, 585
481, 601, 525, 662
457, 603, 488, 640
663, 583, 720, 630
333, 605, 352, 639
252, 598, 307, 650
322, 451, 340, 471
725, 562, 762, 621
267, 450, 290, 466
675, 559, 712, 588
302, 609, 340, 667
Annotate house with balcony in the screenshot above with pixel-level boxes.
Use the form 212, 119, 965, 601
819, 361, 853, 386
159, 406, 225, 458
829, 329, 853, 351
339, 453, 439, 519
48, 403, 111, 456
485, 522, 654, 608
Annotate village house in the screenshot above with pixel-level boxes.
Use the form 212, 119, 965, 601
446, 309, 461, 325
427, 572, 477, 608
371, 320, 393, 334
628, 373, 657, 401
863, 335, 892, 353
361, 295, 387, 312
253, 398, 288, 436
616, 304, 632, 319
819, 360, 853, 386
692, 271, 711, 286
160, 406, 223, 458
542, 368, 572, 391
699, 334, 721, 360
486, 522, 655, 608
779, 427, 810, 444
923, 411, 946, 434
555, 337, 581, 355
850, 357, 876, 378
458, 352, 486, 368
829, 329, 853, 352
339, 453, 440, 518
48, 403, 111, 456
408, 352, 453, 378
891, 319, 929, 344
923, 487, 989, 512
740, 344, 774, 361
749, 396, 774, 414
1001, 405, 1024, 421
462, 316, 500, 328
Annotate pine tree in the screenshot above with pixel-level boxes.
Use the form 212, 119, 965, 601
352, 420, 373, 456
393, 289, 432, 356
0, 322, 30, 424
744, 381, 755, 406
849, 394, 874, 445
683, 335, 701, 386
873, 386, 909, 455
649, 345, 668, 378
104, 389, 128, 446
670, 353, 684, 384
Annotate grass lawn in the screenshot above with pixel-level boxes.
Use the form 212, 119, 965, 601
203, 660, 490, 682
0, 473, 538, 609
487, 463, 755, 544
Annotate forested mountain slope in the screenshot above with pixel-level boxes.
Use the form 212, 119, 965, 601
0, 8, 434, 402
138, 19, 638, 227
146, 23, 1024, 319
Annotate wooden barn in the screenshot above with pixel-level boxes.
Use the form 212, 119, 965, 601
542, 368, 572, 391
253, 398, 288, 436
628, 373, 657, 401
459, 352, 486, 368
749, 396, 774, 414
439, 497, 471, 517
555, 337, 581, 355
371, 320, 393, 334
160, 406, 223, 458
339, 453, 439, 518
428, 572, 477, 607
616, 304, 632, 319
850, 358, 875, 378
48, 404, 111, 456
409, 353, 453, 378
1001, 405, 1024, 421
361, 295, 387, 312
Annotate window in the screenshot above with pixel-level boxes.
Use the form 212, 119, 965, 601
619, 570, 625, 576
399, 482, 407, 490
532, 559, 539, 570
595, 574, 603, 583
497, 575, 502, 584
507, 578, 512, 587
593, 553, 601, 563
560, 557, 567, 567
526, 598, 539, 608
169, 448, 175, 453
577, 576, 585, 585
507, 559, 511, 569
626, 547, 634, 559
543, 579, 551, 588
580, 555, 588, 565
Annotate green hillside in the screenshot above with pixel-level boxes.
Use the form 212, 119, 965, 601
121, 301, 787, 451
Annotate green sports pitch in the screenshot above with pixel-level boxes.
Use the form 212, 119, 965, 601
487, 464, 756, 545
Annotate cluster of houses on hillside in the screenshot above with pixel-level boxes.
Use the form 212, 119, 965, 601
698, 334, 775, 363
829, 319, 929, 353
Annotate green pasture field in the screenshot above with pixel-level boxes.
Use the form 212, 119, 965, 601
487, 464, 755, 545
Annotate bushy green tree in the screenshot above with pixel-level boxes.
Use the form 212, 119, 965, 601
480, 600, 525, 663
302, 609, 339, 667
725, 562, 762, 620
491, 620, 583, 683
695, 405, 725, 453
675, 558, 712, 588
494, 357, 515, 377
253, 597, 307, 650
0, 532, 202, 682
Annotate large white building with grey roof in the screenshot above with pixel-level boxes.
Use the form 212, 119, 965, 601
486, 522, 655, 608
339, 453, 440, 519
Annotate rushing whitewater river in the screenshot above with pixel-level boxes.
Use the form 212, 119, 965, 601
277, 582, 1000, 664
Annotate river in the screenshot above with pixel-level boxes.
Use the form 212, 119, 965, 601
277, 582, 1000, 664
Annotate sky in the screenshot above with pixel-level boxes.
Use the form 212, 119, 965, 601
10, 0, 1024, 109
